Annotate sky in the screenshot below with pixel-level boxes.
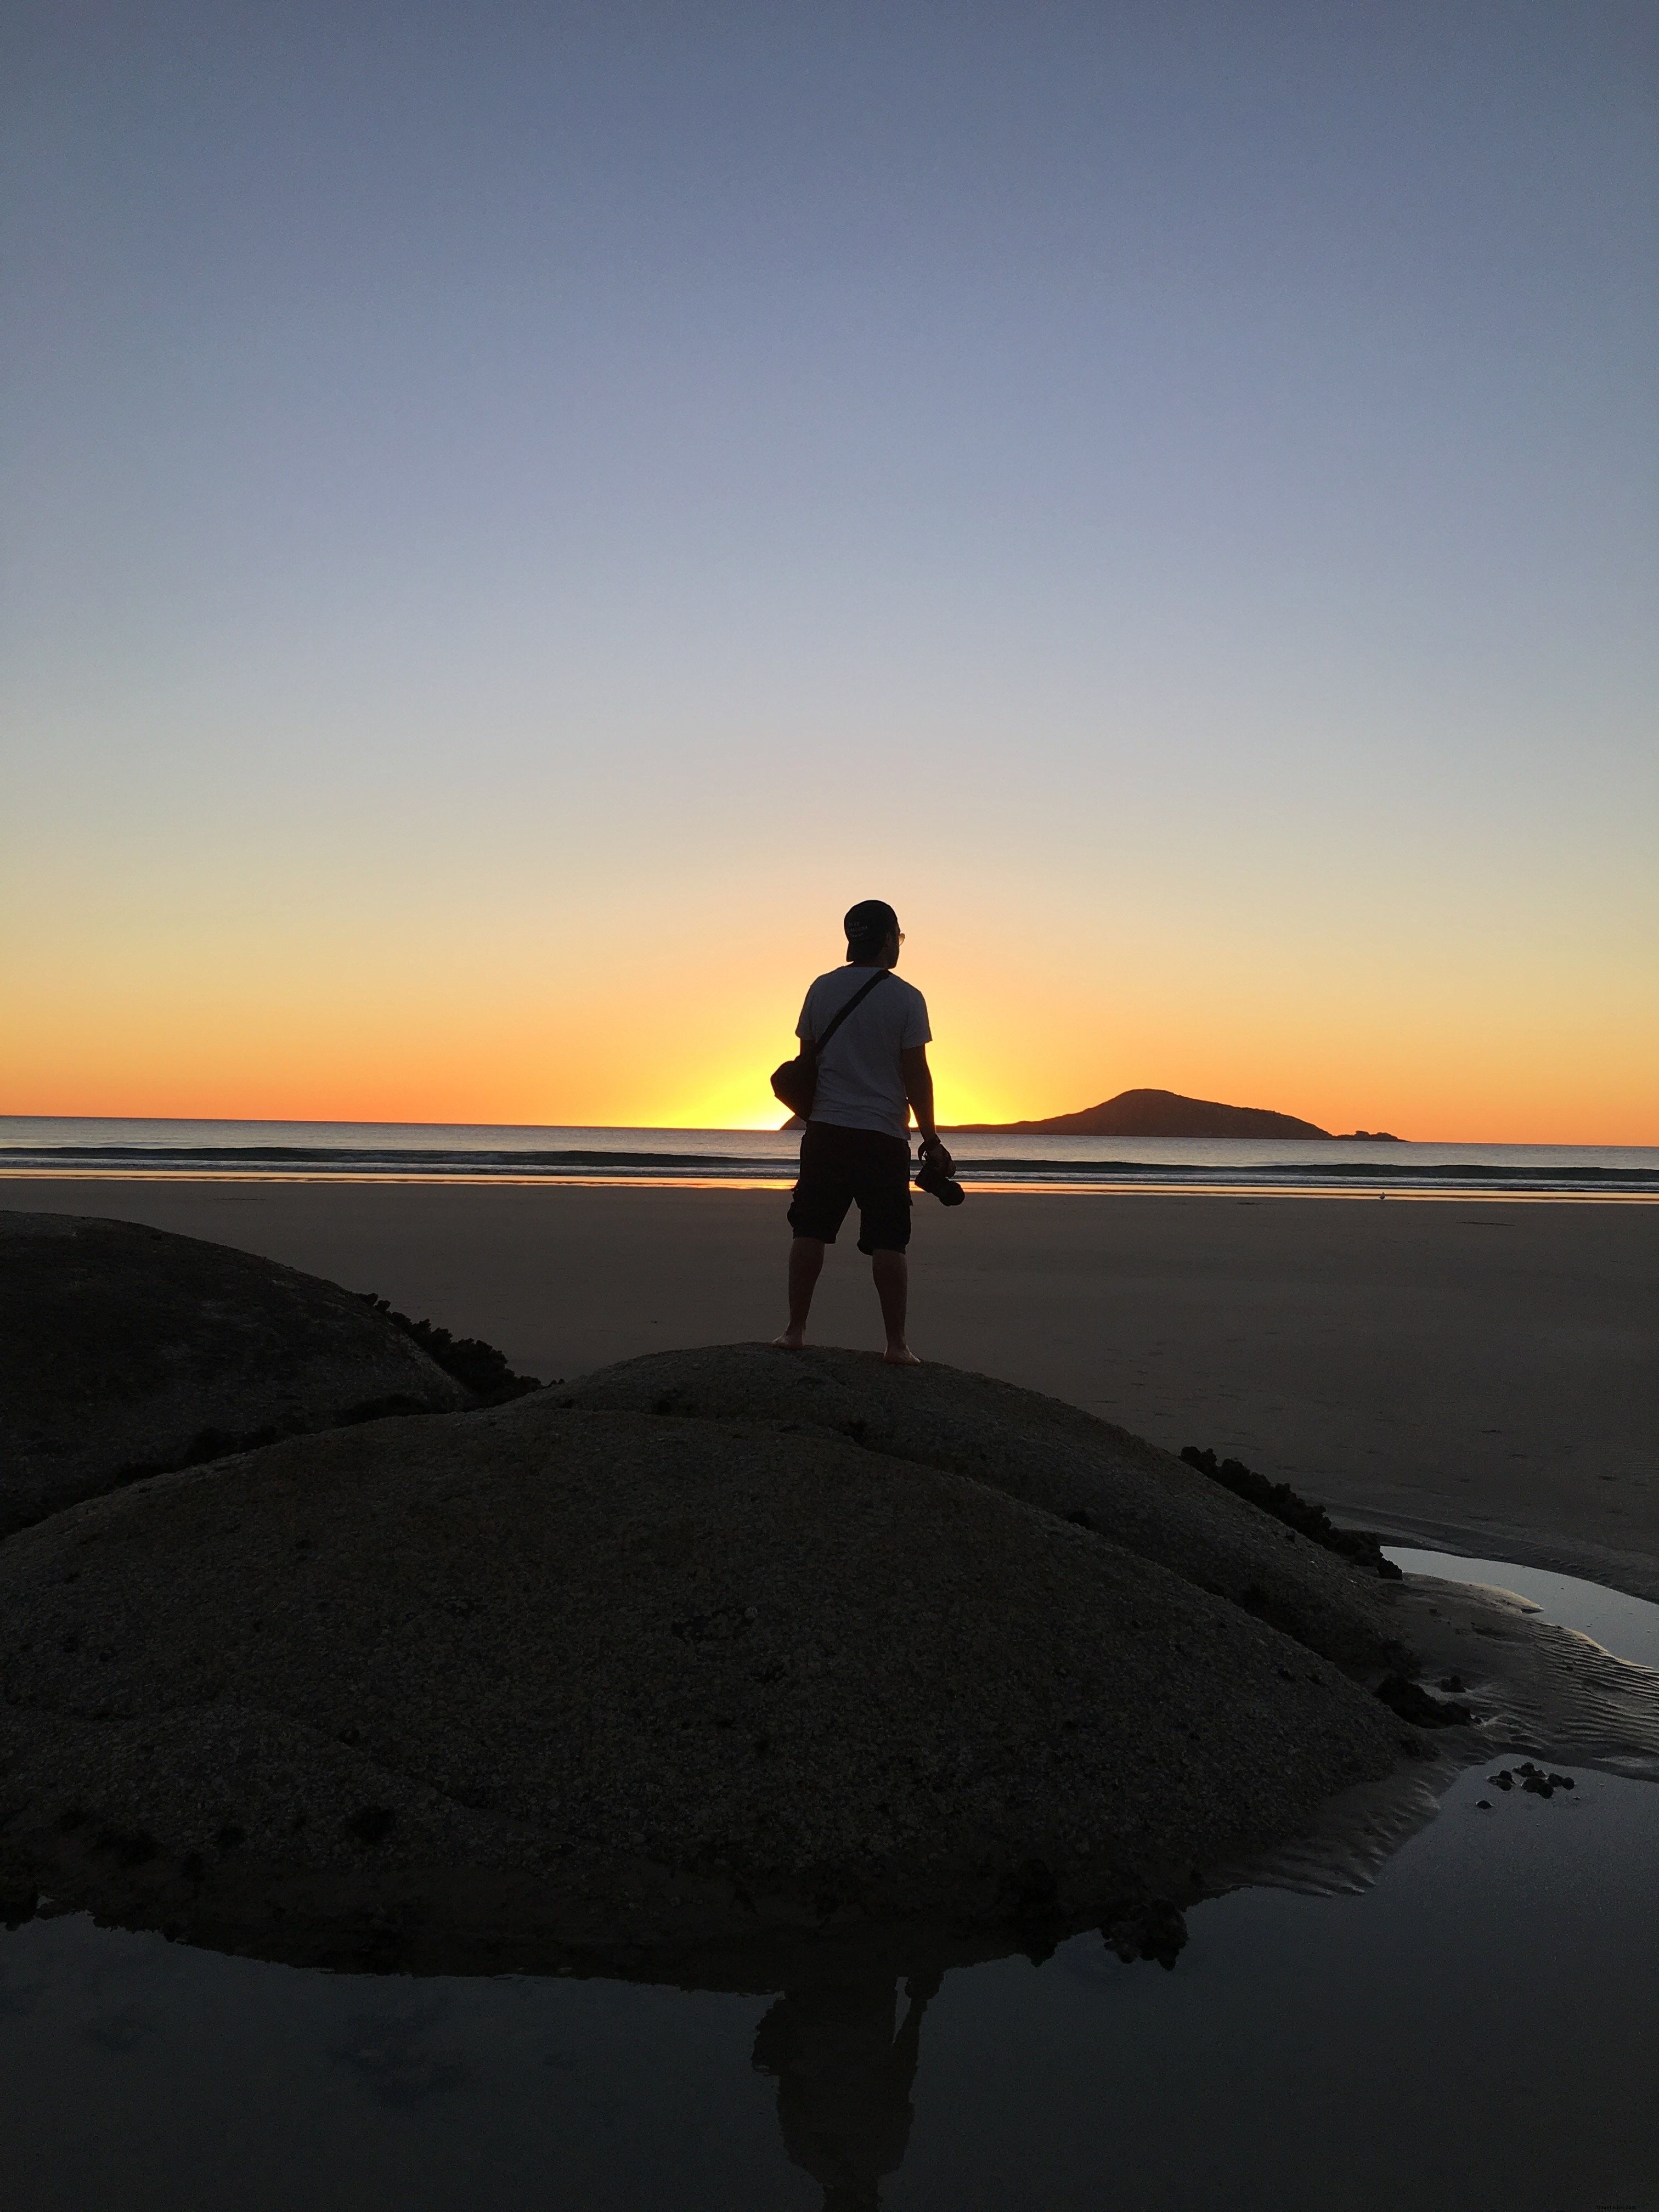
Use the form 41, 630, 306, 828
3, 0, 1655, 1139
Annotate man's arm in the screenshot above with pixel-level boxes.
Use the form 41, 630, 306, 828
901, 1045, 936, 1142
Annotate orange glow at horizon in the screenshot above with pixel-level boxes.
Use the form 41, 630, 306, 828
5, 933, 1655, 1146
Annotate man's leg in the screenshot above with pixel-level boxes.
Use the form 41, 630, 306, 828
774, 1236, 825, 1350
871, 1250, 919, 1364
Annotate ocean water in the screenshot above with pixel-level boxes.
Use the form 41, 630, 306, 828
3, 1551, 1657, 2212
3, 1117, 1656, 1197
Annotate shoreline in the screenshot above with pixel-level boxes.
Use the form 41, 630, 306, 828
2, 1170, 1654, 1204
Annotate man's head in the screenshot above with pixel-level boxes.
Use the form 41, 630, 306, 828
844, 899, 902, 968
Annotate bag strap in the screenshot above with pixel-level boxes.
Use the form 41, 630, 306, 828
809, 968, 891, 1054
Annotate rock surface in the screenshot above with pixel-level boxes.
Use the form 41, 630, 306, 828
560, 1345, 1400, 1671
0, 1214, 470, 1534
0, 1366, 1411, 1971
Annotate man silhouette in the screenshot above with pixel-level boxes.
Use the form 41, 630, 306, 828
752, 1963, 942, 2211
774, 900, 945, 1366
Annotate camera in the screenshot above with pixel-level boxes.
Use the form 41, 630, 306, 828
915, 1137, 966, 1207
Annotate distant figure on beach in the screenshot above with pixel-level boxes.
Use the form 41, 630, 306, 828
775, 900, 945, 1366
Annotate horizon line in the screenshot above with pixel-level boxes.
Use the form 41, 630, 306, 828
3, 1110, 1658, 1150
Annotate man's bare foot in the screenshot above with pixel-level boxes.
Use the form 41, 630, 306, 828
772, 1330, 806, 1350
884, 1342, 922, 1365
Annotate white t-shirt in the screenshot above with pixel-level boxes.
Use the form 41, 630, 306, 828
795, 967, 932, 1141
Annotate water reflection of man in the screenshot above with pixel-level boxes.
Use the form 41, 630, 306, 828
752, 1965, 942, 2211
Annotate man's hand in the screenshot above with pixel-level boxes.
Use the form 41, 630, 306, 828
917, 1131, 953, 1174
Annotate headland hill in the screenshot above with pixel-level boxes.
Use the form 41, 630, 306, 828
944, 1087, 1399, 1141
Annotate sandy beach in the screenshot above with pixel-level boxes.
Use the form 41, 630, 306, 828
5, 1178, 1655, 1598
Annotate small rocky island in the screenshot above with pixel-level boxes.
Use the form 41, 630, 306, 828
6, 1212, 1631, 1985
947, 1088, 1399, 1140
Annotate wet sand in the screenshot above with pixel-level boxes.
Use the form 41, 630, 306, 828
5, 1178, 1656, 1596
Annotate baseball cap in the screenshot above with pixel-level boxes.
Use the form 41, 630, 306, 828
843, 900, 900, 953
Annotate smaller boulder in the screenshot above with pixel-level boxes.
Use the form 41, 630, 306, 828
0, 1215, 472, 1534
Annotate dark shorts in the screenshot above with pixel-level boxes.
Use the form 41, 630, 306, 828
787, 1121, 913, 1254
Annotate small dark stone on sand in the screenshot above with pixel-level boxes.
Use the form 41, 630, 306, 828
1476, 1799, 1492, 1809
1489, 1763, 1574, 1802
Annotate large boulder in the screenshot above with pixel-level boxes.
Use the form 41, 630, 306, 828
558, 1344, 1398, 1671
0, 1380, 1409, 1972
0, 1214, 471, 1534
